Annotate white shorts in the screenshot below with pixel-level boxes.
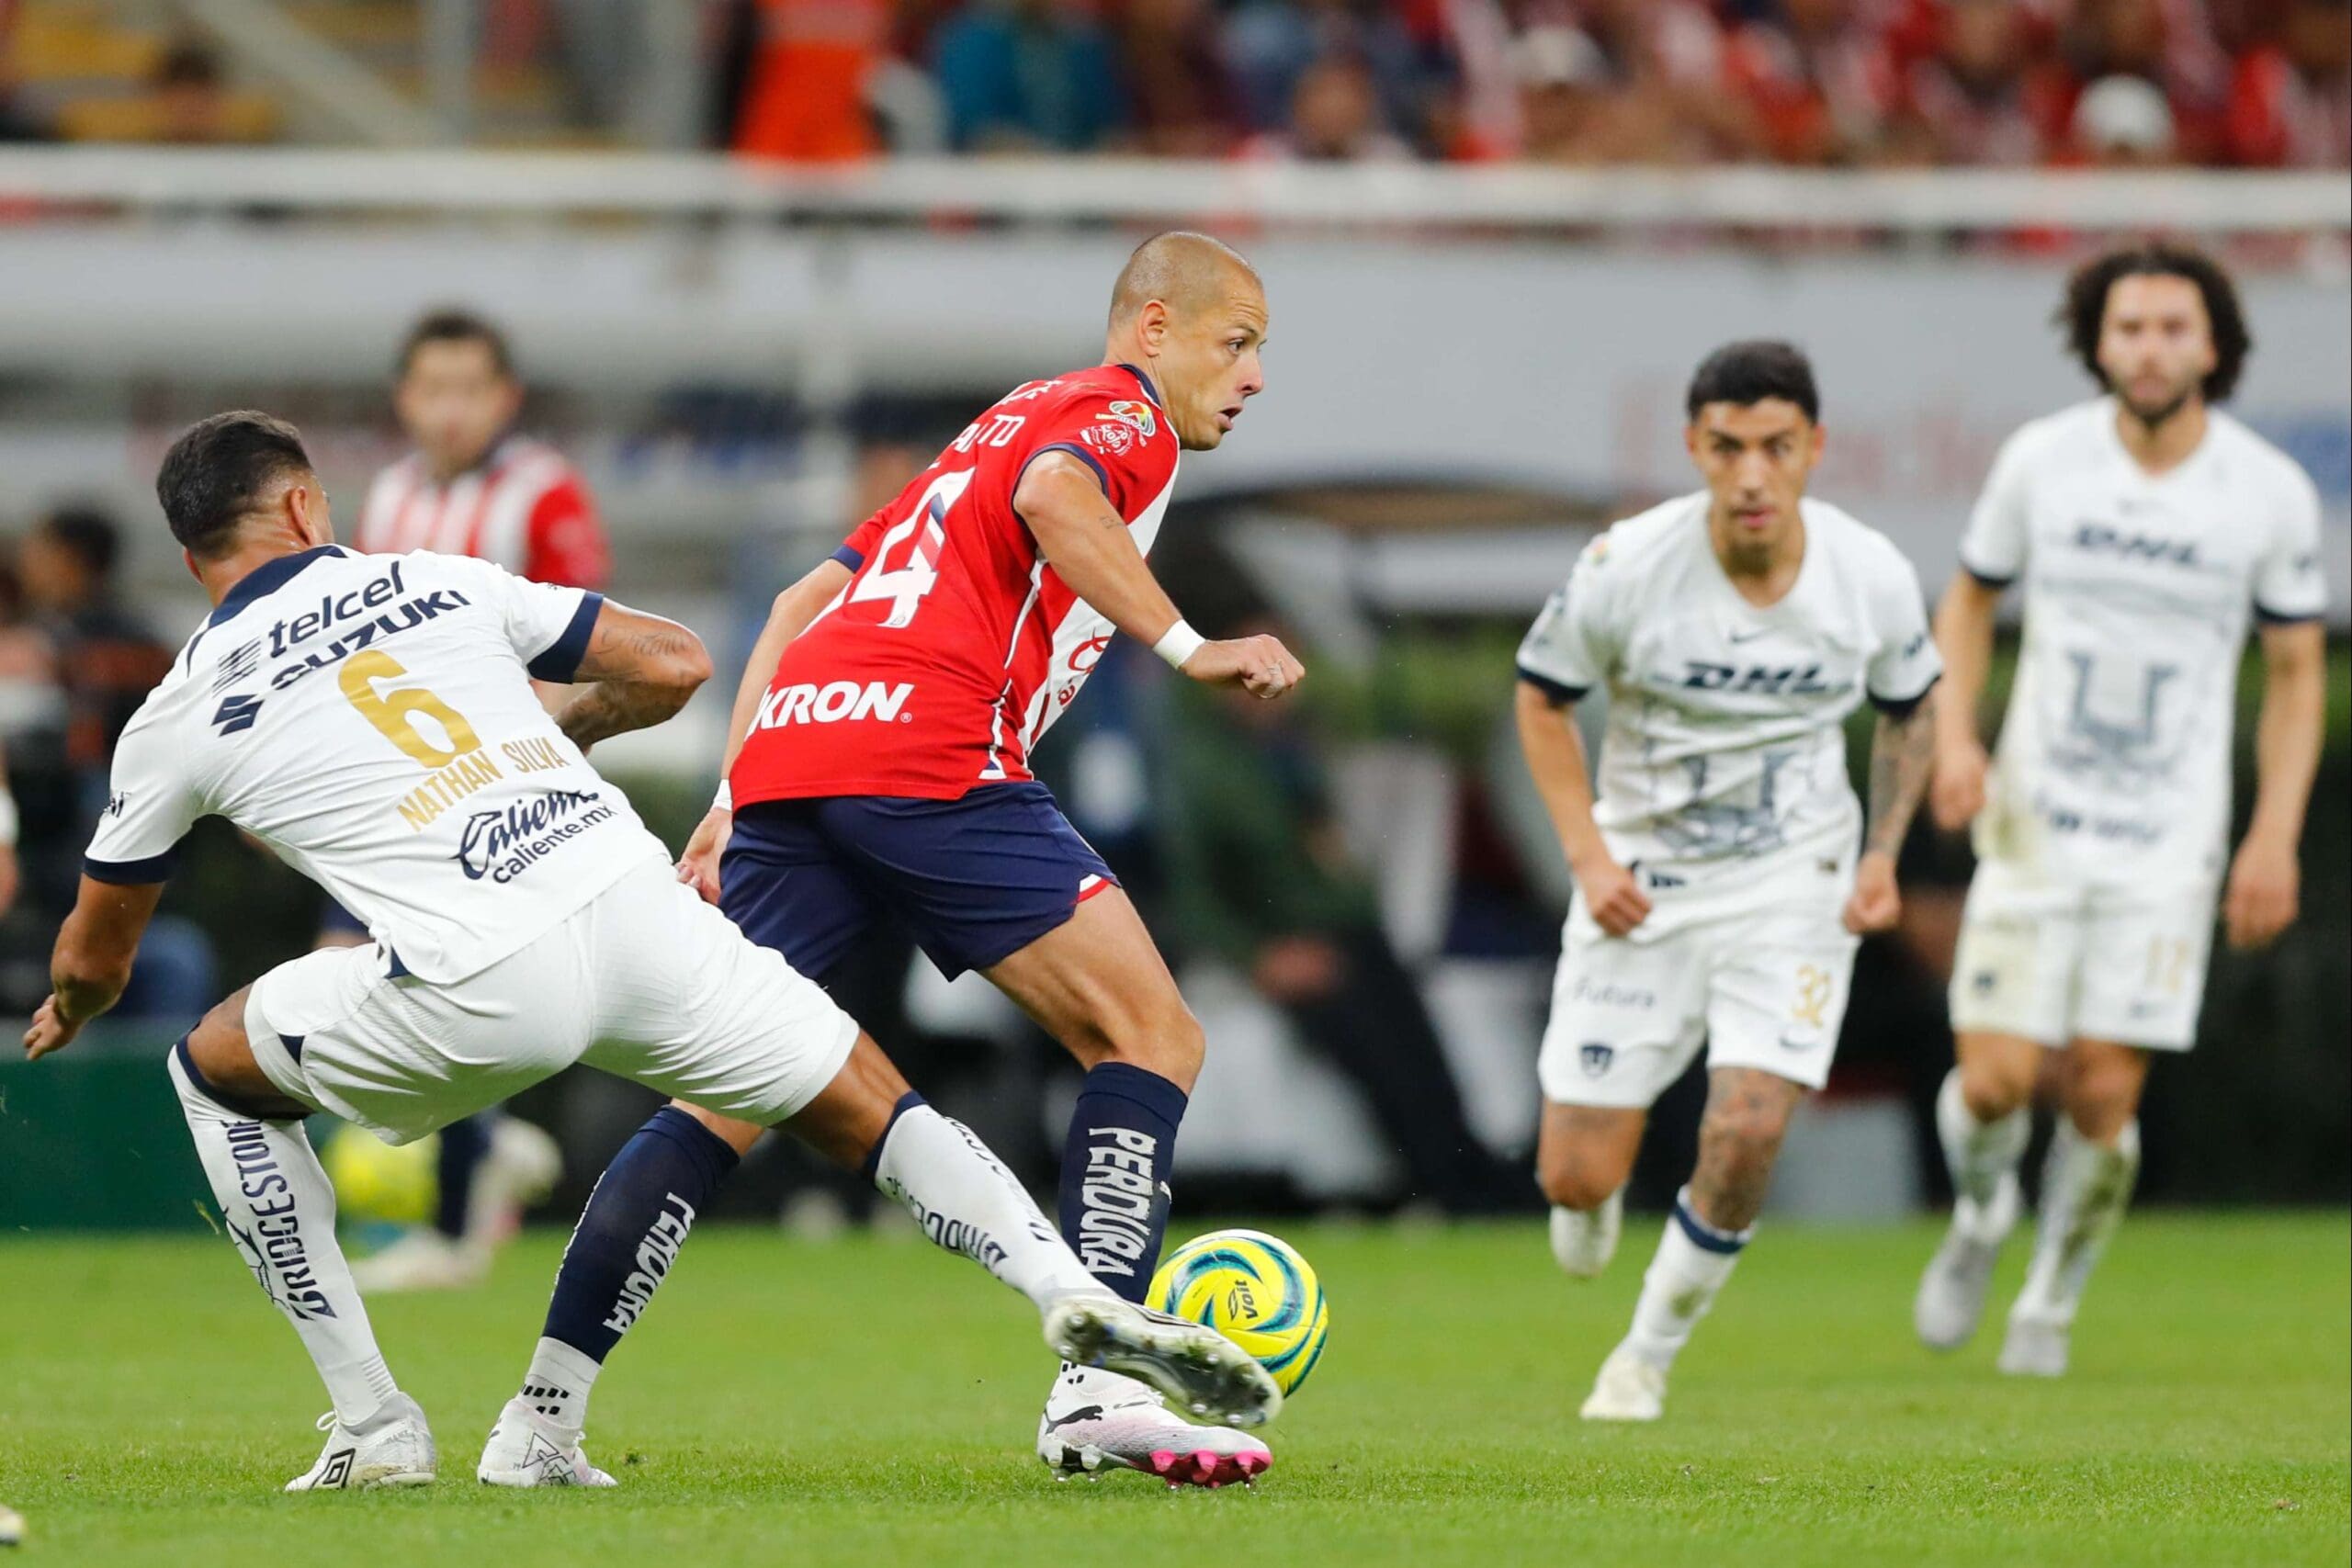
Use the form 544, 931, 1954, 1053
1537, 896, 1859, 1110
244, 855, 860, 1144
1949, 860, 2214, 1052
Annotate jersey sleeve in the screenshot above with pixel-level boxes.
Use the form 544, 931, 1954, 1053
831, 506, 891, 572
1020, 390, 1178, 517
1514, 537, 1620, 703
1864, 543, 1943, 715
455, 555, 604, 682
2254, 465, 2327, 626
1958, 426, 2037, 587
83, 710, 199, 884
519, 476, 612, 591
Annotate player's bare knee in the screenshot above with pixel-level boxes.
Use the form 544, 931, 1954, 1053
1536, 1151, 1620, 1213
1093, 998, 1204, 1090
181, 994, 306, 1120
1958, 1056, 2033, 1123
670, 1100, 766, 1157
2061, 1072, 2142, 1144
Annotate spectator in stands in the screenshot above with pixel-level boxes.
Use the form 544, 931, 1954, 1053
1240, 52, 1414, 159
1120, 0, 1240, 155
2070, 70, 2182, 161
2054, 0, 2229, 157
0, 0, 51, 143
726, 0, 949, 159
1892, 0, 2067, 164
1155, 617, 1523, 1213
932, 0, 1126, 151
1221, 0, 1450, 152
151, 37, 240, 144
1718, 0, 1904, 165
2223, 0, 2350, 165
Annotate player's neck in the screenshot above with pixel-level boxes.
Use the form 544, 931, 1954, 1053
198, 534, 323, 608
2111, 397, 2208, 477
1708, 509, 1805, 605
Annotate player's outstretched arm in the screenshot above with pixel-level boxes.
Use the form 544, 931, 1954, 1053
2224, 619, 2324, 950
1847, 688, 1938, 935
675, 558, 853, 901
551, 602, 713, 750
25, 878, 163, 1059
1512, 679, 1648, 937
1016, 452, 1303, 698
1928, 570, 2002, 831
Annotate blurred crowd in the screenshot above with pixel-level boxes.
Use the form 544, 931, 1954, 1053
718, 0, 2350, 167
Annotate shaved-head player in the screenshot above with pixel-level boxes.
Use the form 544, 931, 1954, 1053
519, 232, 1305, 1486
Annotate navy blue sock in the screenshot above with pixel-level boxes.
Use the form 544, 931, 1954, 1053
1058, 1062, 1187, 1303
433, 1112, 493, 1239
541, 1107, 741, 1362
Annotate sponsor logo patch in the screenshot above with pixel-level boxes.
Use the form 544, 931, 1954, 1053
1104, 400, 1157, 438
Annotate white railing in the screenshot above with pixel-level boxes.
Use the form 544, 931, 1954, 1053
0, 148, 2344, 233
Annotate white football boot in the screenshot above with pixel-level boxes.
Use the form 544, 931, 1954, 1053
1996, 1315, 2070, 1379
1037, 1366, 1272, 1489
1914, 1174, 2020, 1351
476, 1396, 618, 1488
352, 1229, 484, 1294
1578, 1344, 1667, 1423
1042, 1292, 1281, 1430
284, 1395, 436, 1491
1549, 1190, 1623, 1280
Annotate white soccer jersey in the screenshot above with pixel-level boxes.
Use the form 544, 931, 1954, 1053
86, 547, 665, 984
1958, 399, 2326, 888
1517, 492, 1941, 926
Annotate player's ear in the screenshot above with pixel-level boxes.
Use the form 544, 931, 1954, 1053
1137, 298, 1170, 355
1808, 423, 1826, 465
182, 545, 200, 582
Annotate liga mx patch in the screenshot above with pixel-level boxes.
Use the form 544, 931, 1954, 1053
1579, 1043, 1614, 1078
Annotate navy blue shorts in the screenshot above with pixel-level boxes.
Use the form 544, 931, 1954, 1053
718, 781, 1119, 983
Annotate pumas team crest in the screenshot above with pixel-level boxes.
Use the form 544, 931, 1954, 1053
1579, 1042, 1614, 1077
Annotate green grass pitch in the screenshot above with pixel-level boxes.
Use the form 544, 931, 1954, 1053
0, 1213, 2343, 1567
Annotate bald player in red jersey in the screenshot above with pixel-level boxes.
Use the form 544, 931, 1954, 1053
512, 233, 1304, 1489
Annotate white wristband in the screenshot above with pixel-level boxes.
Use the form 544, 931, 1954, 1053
0, 786, 16, 847
1152, 619, 1206, 671
712, 778, 733, 812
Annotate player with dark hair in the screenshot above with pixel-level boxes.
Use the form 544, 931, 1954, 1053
24, 410, 1275, 1492
1915, 242, 2326, 1377
341, 307, 608, 1292
1516, 340, 1941, 1421
514, 231, 1302, 1487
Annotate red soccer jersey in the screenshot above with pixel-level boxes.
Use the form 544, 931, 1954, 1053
354, 436, 612, 590
731, 364, 1181, 804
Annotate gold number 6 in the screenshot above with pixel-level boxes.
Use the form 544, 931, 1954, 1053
338, 649, 481, 768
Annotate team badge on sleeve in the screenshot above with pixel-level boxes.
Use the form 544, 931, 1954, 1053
1081, 421, 1136, 457
1105, 400, 1158, 438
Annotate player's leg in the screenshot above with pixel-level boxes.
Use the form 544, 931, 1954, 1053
1917, 867, 2078, 1349
1586, 908, 1849, 1422
1999, 1039, 2149, 1376
171, 974, 434, 1491
1531, 915, 1694, 1280
1535, 1104, 1645, 1278
483, 864, 1274, 1486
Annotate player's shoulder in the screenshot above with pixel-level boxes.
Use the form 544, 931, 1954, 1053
1801, 496, 1916, 579
2206, 411, 2321, 507
1999, 398, 2112, 471
488, 435, 585, 493
1582, 492, 1706, 576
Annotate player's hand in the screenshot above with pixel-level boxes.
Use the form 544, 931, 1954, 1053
1571, 852, 1651, 937
24, 995, 80, 1061
1182, 634, 1305, 700
2222, 830, 2299, 951
1842, 850, 1903, 935
676, 807, 732, 906
1929, 737, 1988, 832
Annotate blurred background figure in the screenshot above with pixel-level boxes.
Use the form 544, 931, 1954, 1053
932, 0, 1126, 152
1156, 615, 1525, 1214
337, 309, 605, 1294
1240, 51, 1413, 160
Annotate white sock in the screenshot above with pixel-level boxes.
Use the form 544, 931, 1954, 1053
517, 1336, 602, 1440
1548, 1187, 1623, 1279
2012, 1120, 2140, 1328
170, 1045, 402, 1430
873, 1101, 1106, 1314
1623, 1187, 1748, 1371
1937, 1067, 2029, 1242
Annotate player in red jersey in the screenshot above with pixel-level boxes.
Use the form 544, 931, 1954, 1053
507, 232, 1302, 1490
339, 310, 594, 1293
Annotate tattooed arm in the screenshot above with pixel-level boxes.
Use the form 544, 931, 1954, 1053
1845, 686, 1937, 934
554, 602, 714, 750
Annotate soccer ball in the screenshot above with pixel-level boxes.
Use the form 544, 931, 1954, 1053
322, 1124, 437, 1229
1148, 1228, 1330, 1397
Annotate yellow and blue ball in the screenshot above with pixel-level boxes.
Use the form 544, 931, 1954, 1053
1148, 1228, 1330, 1397
322, 1124, 438, 1230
